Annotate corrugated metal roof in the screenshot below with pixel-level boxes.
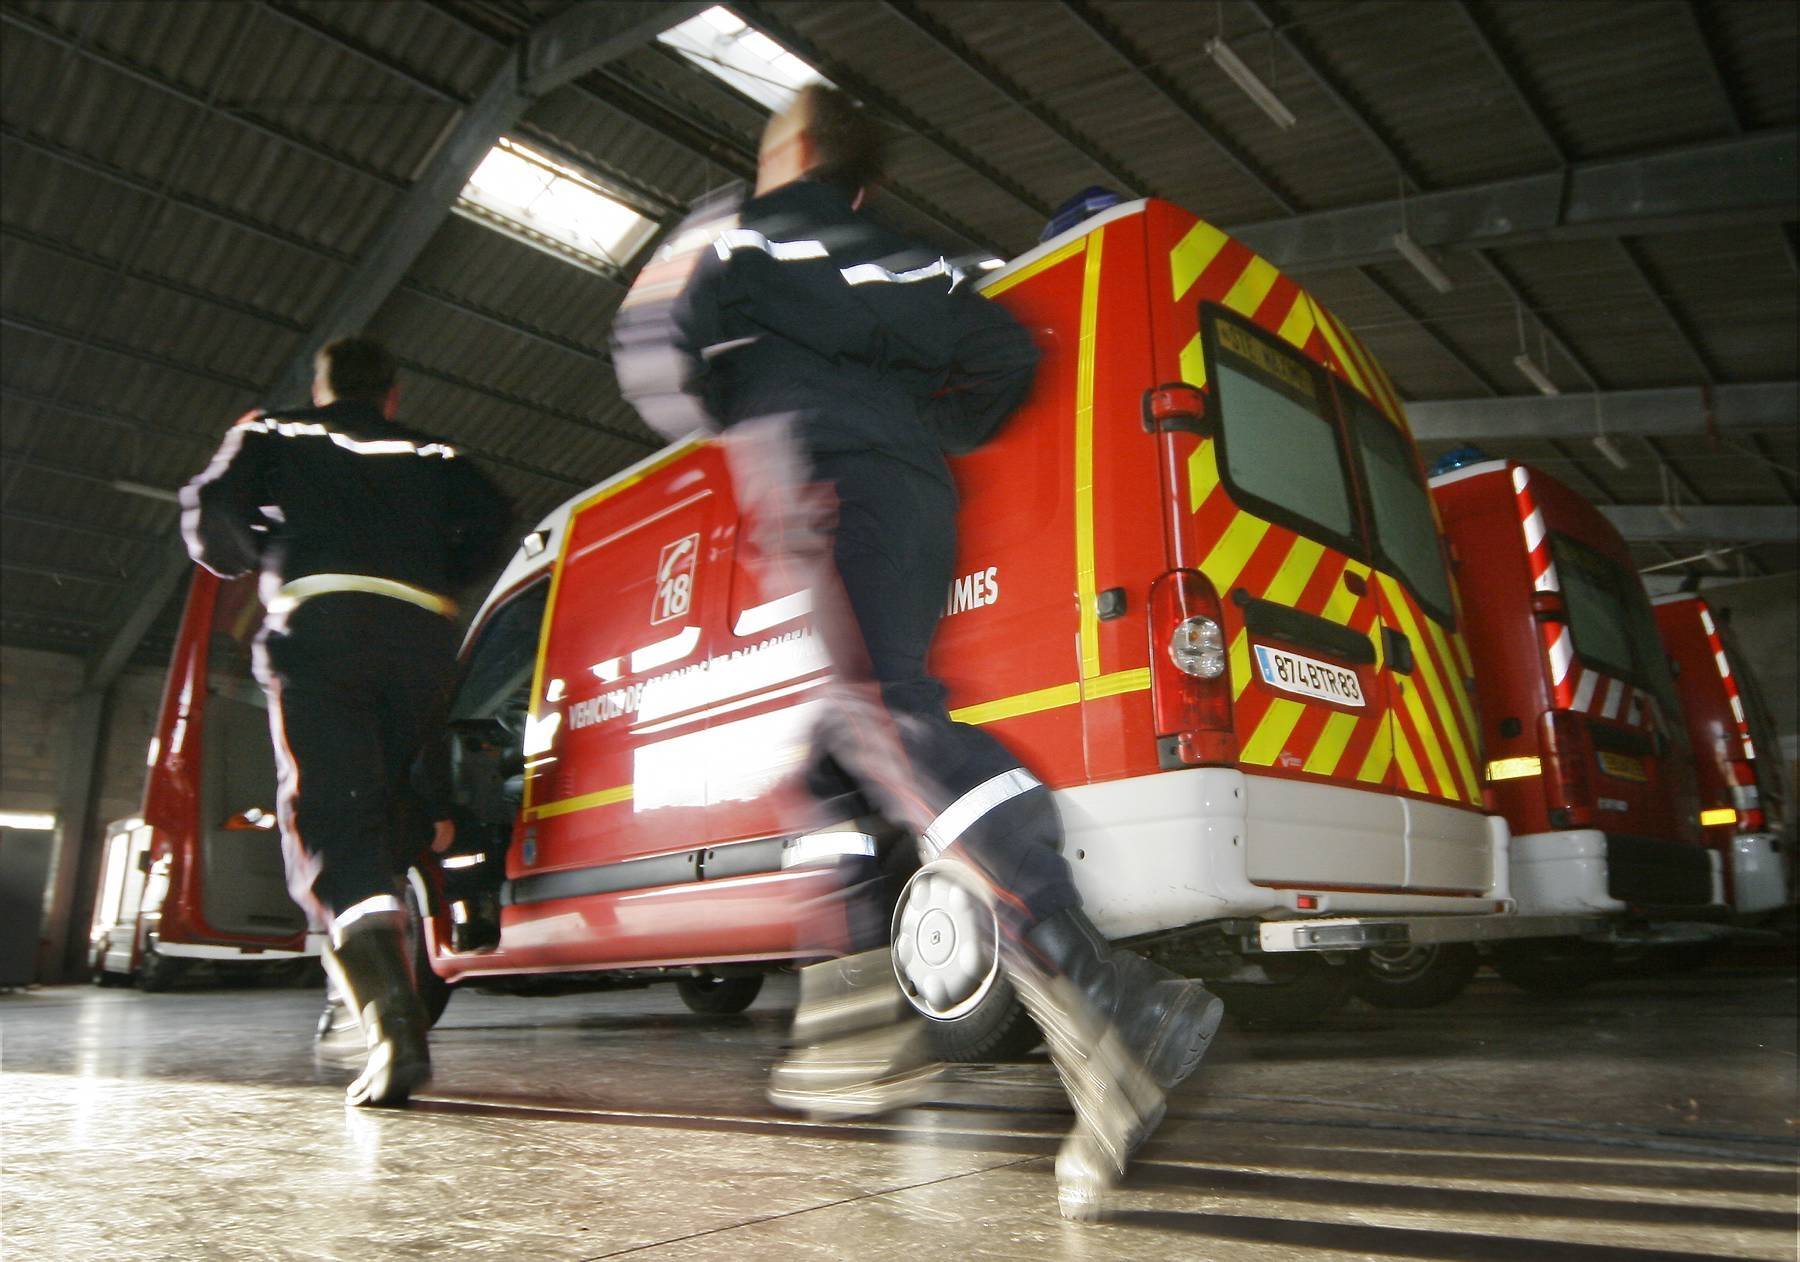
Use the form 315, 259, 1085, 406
1, 0, 1794, 665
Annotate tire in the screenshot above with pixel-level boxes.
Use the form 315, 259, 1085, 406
403, 877, 453, 1027
1351, 942, 1479, 1010
137, 943, 185, 992
1489, 937, 1613, 993
891, 863, 1041, 1063
675, 972, 764, 1014
1213, 954, 1353, 1028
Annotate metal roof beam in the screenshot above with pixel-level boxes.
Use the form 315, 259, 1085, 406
1598, 505, 1797, 544
1404, 382, 1797, 441
1228, 129, 1798, 273
78, 4, 678, 692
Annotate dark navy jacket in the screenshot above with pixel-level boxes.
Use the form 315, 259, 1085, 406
180, 399, 513, 598
612, 179, 1038, 481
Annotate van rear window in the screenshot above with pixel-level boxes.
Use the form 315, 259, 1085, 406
1348, 394, 1453, 623
1209, 310, 1358, 550
1550, 534, 1669, 703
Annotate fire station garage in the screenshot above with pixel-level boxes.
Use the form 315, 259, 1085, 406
1, 2, 1796, 1258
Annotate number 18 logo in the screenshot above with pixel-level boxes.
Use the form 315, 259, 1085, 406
652, 533, 699, 625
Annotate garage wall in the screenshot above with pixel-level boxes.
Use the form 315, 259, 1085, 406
0, 646, 165, 827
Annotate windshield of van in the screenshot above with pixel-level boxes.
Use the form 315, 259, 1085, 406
1348, 394, 1454, 623
452, 581, 549, 724
1210, 311, 1358, 551
1550, 534, 1671, 704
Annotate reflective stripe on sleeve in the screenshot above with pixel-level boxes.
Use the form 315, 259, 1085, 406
839, 257, 965, 290
268, 574, 457, 618
713, 228, 829, 262
243, 418, 456, 458
921, 768, 1043, 858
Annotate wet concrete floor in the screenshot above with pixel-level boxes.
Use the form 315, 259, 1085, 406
3, 962, 1796, 1261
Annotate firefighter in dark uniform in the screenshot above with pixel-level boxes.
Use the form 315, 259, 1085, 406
181, 337, 511, 1107
612, 87, 1223, 1218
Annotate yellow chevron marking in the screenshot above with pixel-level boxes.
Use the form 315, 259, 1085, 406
529, 783, 633, 821
1242, 697, 1306, 766
983, 237, 1085, 298
1075, 229, 1105, 680
1199, 510, 1270, 596
1397, 677, 1456, 798
1424, 615, 1481, 754
1263, 535, 1325, 609
1358, 715, 1395, 783
1382, 577, 1479, 801
950, 681, 1081, 726
1331, 313, 1397, 420
1170, 220, 1230, 302
1083, 668, 1152, 701
1305, 710, 1360, 776
1178, 332, 1207, 389
1187, 437, 1221, 513
1322, 559, 1372, 626
1391, 719, 1428, 792
1275, 290, 1316, 349
1222, 255, 1280, 317
1230, 627, 1252, 700
1306, 293, 1370, 398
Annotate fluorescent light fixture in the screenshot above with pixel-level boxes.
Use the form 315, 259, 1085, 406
0, 811, 56, 830
456, 137, 657, 275
1591, 433, 1629, 470
1703, 549, 1730, 572
1660, 502, 1688, 532
659, 6, 829, 112
111, 479, 179, 504
1205, 36, 1297, 129
1512, 353, 1560, 397
1391, 231, 1453, 294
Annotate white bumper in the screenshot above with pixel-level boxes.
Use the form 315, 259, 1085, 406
1055, 768, 1503, 940
1509, 830, 1726, 915
1731, 833, 1789, 916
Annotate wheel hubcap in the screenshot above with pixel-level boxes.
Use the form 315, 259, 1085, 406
1367, 944, 1437, 982
892, 864, 999, 1021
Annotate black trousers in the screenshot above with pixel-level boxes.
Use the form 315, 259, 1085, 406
752, 440, 1080, 927
255, 593, 460, 927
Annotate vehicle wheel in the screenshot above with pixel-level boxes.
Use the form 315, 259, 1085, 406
892, 863, 1041, 1062
403, 876, 453, 1027
137, 944, 185, 992
676, 972, 764, 1014
1351, 942, 1479, 1009
1213, 954, 1353, 1028
1489, 937, 1613, 993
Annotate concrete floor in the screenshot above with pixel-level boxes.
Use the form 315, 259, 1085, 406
3, 962, 1796, 1261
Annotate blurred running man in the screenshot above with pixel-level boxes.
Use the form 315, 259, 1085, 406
612, 85, 1222, 1219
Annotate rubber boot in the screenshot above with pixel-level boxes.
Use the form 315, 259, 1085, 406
330, 913, 432, 1108
312, 959, 363, 1068
1025, 907, 1224, 1093
767, 947, 944, 1120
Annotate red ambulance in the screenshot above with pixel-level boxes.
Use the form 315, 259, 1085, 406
89, 571, 319, 988
1426, 459, 1719, 992
1653, 594, 1790, 917
420, 197, 1515, 1041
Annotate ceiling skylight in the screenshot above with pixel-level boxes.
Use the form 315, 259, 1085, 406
657, 6, 829, 112
455, 137, 657, 274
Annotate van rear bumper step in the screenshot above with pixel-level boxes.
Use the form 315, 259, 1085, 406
1255, 913, 1609, 953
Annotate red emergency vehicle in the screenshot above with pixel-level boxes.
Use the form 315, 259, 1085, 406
1653, 594, 1790, 917
89, 571, 319, 988
421, 198, 1515, 1039
1423, 459, 1719, 992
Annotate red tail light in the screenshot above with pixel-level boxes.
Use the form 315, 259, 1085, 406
1148, 569, 1237, 766
1540, 709, 1596, 826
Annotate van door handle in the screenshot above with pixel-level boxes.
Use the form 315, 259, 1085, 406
1382, 626, 1415, 675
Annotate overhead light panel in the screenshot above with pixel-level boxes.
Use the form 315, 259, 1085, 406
1391, 230, 1453, 294
1205, 37, 1297, 130
456, 137, 656, 275
1512, 353, 1560, 397
1660, 502, 1688, 532
1591, 433, 1630, 470
0, 811, 56, 830
659, 6, 830, 112
112, 479, 179, 504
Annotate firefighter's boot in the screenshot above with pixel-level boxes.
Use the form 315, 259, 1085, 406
1025, 907, 1224, 1092
767, 947, 944, 1120
329, 912, 432, 1107
1004, 948, 1168, 1222
312, 962, 363, 1068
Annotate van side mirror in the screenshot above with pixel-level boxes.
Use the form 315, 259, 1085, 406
1142, 383, 1210, 435
1530, 590, 1568, 623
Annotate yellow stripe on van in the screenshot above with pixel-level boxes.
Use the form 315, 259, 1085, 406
1242, 697, 1306, 766
1305, 710, 1360, 776
1230, 628, 1253, 700
983, 237, 1086, 298
529, 783, 633, 821
1075, 229, 1105, 681
1423, 616, 1481, 760
1171, 220, 1230, 302
950, 681, 1082, 726
1263, 535, 1325, 608
1380, 577, 1480, 802
1306, 294, 1370, 399
1083, 668, 1151, 701
1199, 511, 1270, 596
1322, 559, 1371, 627
1275, 290, 1316, 350
1222, 256, 1280, 318
1358, 716, 1395, 784
1178, 332, 1207, 389
1391, 720, 1428, 793
1188, 438, 1221, 513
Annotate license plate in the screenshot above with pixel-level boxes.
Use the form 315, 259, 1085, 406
1597, 750, 1647, 782
1253, 644, 1365, 707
